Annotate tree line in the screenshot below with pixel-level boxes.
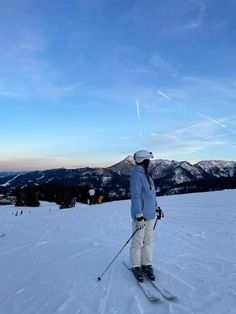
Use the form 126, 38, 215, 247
11, 183, 129, 208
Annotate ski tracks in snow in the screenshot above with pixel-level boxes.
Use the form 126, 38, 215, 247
1, 192, 236, 314
97, 264, 151, 314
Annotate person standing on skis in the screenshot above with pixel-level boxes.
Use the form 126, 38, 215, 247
130, 150, 164, 282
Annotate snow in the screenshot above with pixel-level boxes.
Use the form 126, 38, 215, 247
37, 175, 45, 181
197, 160, 236, 177
102, 176, 112, 184
45, 177, 54, 183
0, 174, 22, 187
0, 189, 236, 314
172, 167, 190, 184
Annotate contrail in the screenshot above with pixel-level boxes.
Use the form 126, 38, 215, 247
196, 112, 236, 135
136, 99, 142, 137
136, 99, 140, 121
196, 112, 227, 128
158, 90, 171, 100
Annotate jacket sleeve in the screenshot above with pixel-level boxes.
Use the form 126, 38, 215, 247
130, 170, 143, 218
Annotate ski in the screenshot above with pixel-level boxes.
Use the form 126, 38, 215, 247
143, 273, 177, 301
123, 261, 160, 302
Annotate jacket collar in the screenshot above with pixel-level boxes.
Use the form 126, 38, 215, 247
135, 165, 146, 173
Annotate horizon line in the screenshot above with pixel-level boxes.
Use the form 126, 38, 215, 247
0, 157, 235, 173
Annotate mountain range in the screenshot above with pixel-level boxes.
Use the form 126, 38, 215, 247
0, 157, 236, 197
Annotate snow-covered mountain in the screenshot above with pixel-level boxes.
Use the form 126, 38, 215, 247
109, 157, 236, 183
1, 189, 236, 314
150, 160, 207, 183
0, 167, 124, 190
107, 155, 135, 176
0, 158, 235, 196
196, 160, 236, 177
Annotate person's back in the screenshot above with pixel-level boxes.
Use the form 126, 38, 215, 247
129, 150, 164, 282
89, 188, 95, 196
88, 188, 96, 205
130, 164, 156, 221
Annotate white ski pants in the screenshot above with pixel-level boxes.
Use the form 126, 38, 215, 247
130, 219, 155, 268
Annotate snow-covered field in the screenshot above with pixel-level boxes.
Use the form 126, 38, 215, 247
0, 189, 236, 314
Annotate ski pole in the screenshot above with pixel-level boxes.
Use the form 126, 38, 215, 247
153, 216, 158, 230
153, 207, 164, 230
97, 228, 139, 281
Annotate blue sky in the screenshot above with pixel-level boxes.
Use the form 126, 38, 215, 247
1, 0, 236, 171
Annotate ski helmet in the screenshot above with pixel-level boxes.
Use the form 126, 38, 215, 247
133, 150, 154, 163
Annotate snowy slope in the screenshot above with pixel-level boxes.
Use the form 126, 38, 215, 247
0, 190, 236, 314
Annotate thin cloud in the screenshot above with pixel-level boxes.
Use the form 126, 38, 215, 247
158, 90, 171, 100
196, 112, 236, 135
20, 28, 47, 52
150, 132, 225, 155
150, 54, 172, 72
182, 1, 206, 29
149, 114, 231, 156
135, 99, 142, 137
136, 99, 140, 121
46, 81, 84, 98
0, 90, 25, 98
196, 112, 227, 128
182, 76, 236, 97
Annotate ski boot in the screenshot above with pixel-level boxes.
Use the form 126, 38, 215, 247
132, 267, 144, 282
141, 265, 156, 281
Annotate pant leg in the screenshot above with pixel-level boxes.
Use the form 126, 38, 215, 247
130, 221, 145, 268
141, 219, 155, 266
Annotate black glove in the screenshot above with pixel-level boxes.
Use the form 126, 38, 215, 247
156, 207, 164, 220
136, 214, 145, 230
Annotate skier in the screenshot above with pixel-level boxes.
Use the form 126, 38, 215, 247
97, 188, 104, 204
88, 187, 96, 205
130, 150, 164, 282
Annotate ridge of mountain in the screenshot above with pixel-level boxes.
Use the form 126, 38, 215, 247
0, 157, 235, 196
